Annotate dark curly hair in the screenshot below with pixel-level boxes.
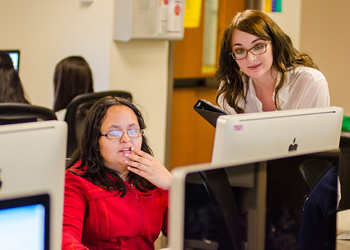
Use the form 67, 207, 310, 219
68, 96, 155, 197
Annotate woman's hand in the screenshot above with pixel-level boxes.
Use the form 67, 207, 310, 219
123, 147, 172, 190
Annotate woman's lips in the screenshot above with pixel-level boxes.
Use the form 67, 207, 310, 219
120, 147, 131, 153
248, 63, 261, 70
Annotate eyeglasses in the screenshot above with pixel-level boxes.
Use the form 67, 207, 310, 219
230, 41, 271, 60
101, 129, 144, 139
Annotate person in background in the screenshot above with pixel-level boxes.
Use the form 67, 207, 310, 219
215, 9, 330, 114
0, 51, 14, 69
53, 56, 94, 120
298, 163, 338, 250
62, 96, 171, 249
0, 52, 30, 103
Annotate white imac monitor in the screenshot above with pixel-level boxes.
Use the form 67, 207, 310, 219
212, 107, 344, 167
0, 121, 67, 250
170, 107, 343, 250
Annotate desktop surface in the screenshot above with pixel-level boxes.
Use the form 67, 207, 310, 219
337, 209, 350, 250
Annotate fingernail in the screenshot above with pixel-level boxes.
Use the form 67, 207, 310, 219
124, 153, 129, 157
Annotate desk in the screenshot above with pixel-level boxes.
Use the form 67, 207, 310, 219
337, 209, 350, 249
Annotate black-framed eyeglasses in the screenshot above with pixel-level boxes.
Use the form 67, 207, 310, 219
229, 41, 271, 60
101, 129, 144, 139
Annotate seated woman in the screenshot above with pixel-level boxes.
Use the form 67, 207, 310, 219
0, 67, 30, 103
62, 96, 172, 249
53, 56, 94, 120
0, 51, 15, 69
299, 149, 350, 250
298, 165, 338, 250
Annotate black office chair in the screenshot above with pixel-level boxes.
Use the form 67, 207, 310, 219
0, 103, 57, 125
338, 149, 350, 210
64, 90, 132, 157
199, 169, 243, 250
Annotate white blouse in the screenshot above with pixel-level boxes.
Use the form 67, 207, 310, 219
218, 66, 330, 114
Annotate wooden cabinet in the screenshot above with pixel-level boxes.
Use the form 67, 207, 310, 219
169, 0, 244, 169
169, 85, 217, 169
173, 0, 245, 79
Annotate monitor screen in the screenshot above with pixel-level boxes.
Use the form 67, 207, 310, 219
1, 50, 20, 71
0, 194, 50, 250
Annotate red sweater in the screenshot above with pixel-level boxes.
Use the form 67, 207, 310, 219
62, 165, 168, 250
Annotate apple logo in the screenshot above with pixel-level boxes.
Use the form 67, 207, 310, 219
288, 138, 298, 152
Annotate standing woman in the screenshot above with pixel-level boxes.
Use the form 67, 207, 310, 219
53, 56, 94, 120
62, 96, 171, 249
215, 9, 330, 114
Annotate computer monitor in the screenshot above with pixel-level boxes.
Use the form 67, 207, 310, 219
1, 50, 20, 71
170, 107, 343, 250
0, 194, 50, 250
170, 162, 266, 250
0, 121, 67, 250
212, 106, 344, 166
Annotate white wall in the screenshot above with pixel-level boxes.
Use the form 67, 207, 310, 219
0, 0, 169, 163
0, 1, 113, 106
300, 0, 350, 114
109, 40, 169, 163
260, 0, 302, 49
259, 0, 350, 114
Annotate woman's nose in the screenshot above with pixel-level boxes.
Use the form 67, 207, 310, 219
120, 132, 131, 143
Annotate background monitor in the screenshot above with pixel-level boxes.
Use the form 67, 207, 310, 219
0, 121, 67, 250
1, 50, 20, 71
170, 107, 343, 250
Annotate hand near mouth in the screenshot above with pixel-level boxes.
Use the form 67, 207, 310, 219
123, 147, 172, 190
